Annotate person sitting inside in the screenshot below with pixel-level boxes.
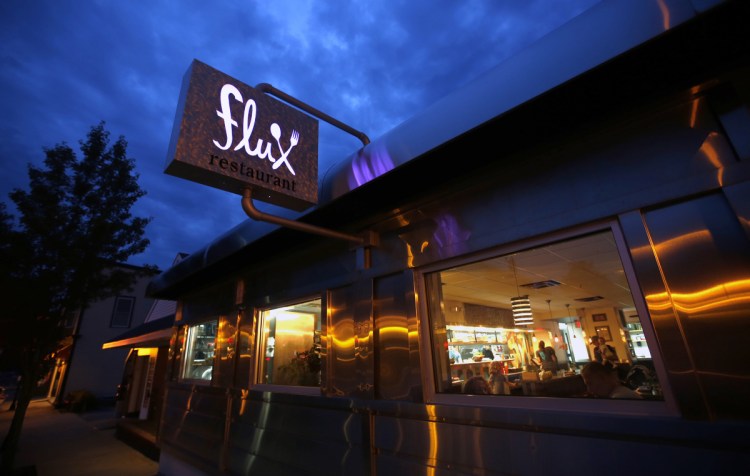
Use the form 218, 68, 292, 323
581, 361, 641, 399
463, 375, 489, 395
591, 336, 619, 367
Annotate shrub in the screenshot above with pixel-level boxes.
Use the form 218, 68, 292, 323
64, 390, 98, 413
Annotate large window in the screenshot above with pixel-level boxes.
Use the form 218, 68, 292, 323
181, 320, 218, 381
425, 229, 662, 400
258, 298, 321, 387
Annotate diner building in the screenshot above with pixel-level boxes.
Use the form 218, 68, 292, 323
149, 0, 750, 474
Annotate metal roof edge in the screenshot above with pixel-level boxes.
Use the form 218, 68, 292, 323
148, 0, 733, 299
318, 0, 716, 201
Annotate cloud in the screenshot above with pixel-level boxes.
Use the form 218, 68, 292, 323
1, 0, 601, 270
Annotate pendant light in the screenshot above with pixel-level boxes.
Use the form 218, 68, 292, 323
548, 299, 560, 342
511, 257, 533, 326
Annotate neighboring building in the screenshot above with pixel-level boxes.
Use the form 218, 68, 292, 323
100, 254, 184, 460
46, 263, 156, 406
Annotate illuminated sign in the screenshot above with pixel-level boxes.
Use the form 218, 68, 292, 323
165, 59, 318, 211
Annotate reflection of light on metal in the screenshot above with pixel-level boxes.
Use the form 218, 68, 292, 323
657, 229, 712, 253
358, 335, 371, 346
433, 213, 470, 257
379, 326, 409, 337
239, 389, 250, 416
332, 336, 356, 348
406, 243, 415, 268
426, 405, 438, 476
405, 240, 430, 268
348, 145, 395, 188
657, 0, 670, 30
696, 132, 725, 186
689, 87, 701, 127
629, 229, 713, 263
645, 279, 750, 314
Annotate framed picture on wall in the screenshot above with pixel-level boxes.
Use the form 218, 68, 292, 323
595, 326, 612, 342
592, 313, 607, 322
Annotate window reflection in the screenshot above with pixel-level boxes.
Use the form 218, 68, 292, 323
181, 321, 218, 382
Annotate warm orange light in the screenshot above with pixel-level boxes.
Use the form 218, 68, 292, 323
657, 0, 670, 30
331, 336, 356, 348
637, 230, 713, 259
690, 99, 699, 127
645, 278, 750, 314
426, 404, 438, 476
378, 326, 408, 337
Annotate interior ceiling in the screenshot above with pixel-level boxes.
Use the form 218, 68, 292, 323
440, 231, 635, 322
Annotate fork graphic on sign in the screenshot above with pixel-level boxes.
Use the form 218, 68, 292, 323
213, 83, 299, 175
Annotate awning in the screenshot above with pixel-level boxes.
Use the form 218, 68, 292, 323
102, 314, 175, 350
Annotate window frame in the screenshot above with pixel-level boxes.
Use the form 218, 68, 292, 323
416, 220, 677, 416
110, 295, 135, 328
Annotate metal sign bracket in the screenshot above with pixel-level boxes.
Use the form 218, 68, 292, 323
241, 188, 378, 268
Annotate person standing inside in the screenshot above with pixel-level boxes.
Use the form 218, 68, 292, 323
591, 336, 604, 363
597, 337, 620, 367
536, 341, 558, 372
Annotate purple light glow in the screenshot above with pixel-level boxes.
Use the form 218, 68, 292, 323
433, 213, 471, 258
348, 142, 395, 189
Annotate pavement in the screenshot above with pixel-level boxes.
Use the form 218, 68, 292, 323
0, 398, 160, 476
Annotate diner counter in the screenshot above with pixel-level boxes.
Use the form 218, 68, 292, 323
450, 358, 517, 380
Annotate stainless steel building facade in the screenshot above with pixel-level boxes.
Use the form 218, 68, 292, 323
149, 1, 750, 474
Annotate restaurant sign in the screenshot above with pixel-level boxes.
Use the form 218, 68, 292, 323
165, 59, 319, 211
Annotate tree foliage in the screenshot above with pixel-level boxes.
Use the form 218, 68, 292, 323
0, 122, 154, 472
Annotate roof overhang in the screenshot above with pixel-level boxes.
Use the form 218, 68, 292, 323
102, 315, 176, 350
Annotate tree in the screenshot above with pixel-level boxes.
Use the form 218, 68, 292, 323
0, 122, 154, 473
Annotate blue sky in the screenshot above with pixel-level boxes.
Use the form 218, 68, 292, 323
1, 0, 600, 270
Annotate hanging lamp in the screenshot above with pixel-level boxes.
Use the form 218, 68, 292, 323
511, 257, 533, 326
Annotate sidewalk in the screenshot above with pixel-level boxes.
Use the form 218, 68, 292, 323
1, 398, 160, 476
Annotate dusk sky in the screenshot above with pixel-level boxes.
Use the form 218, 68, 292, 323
1, 0, 600, 271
